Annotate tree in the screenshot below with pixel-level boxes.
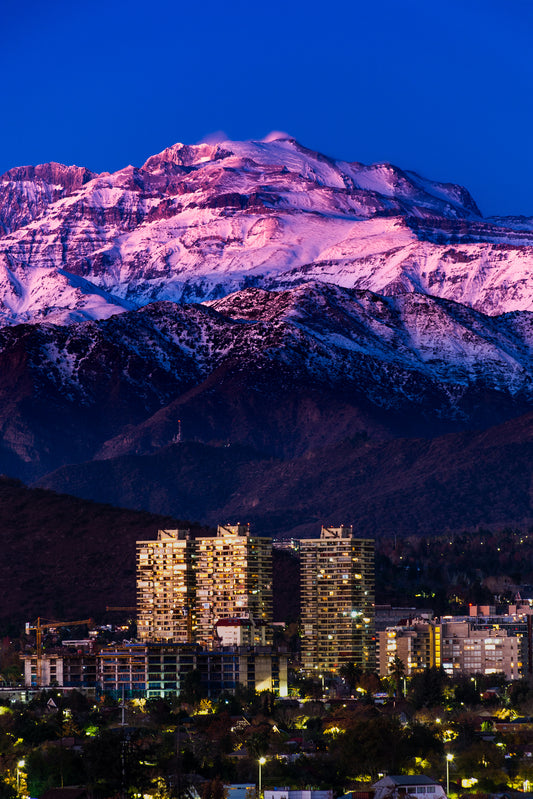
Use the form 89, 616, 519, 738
26, 746, 84, 797
405, 722, 443, 761
454, 740, 508, 791
454, 676, 480, 706
202, 777, 227, 799
0, 778, 16, 799
339, 662, 362, 694
409, 667, 447, 709
83, 728, 151, 797
180, 670, 205, 705
389, 656, 406, 697
330, 716, 410, 780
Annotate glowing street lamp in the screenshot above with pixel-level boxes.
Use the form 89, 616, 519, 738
17, 760, 25, 794
258, 757, 266, 798
446, 753, 454, 796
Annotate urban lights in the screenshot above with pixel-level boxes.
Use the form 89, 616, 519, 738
446, 753, 454, 796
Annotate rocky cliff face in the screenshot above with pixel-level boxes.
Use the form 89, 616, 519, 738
0, 163, 95, 235
2, 135, 533, 327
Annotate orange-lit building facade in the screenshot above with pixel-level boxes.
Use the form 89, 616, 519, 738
195, 524, 272, 648
137, 525, 272, 648
136, 529, 196, 643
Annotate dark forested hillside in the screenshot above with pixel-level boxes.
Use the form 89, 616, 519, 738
0, 478, 300, 635
0, 477, 202, 634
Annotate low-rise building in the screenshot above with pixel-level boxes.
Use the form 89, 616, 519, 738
23, 644, 288, 699
215, 618, 255, 647
372, 776, 446, 799
467, 603, 533, 676
226, 786, 256, 799
375, 605, 434, 632
379, 620, 441, 677
264, 791, 332, 799
440, 621, 521, 679
23, 652, 97, 689
378, 616, 522, 680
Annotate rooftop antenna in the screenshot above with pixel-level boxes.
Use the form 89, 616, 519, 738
172, 419, 182, 444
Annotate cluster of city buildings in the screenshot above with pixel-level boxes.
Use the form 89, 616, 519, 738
137, 524, 273, 648
20, 522, 533, 699
136, 523, 375, 673
377, 602, 533, 681
23, 524, 375, 698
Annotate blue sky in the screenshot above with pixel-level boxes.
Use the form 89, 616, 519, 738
2, 0, 533, 216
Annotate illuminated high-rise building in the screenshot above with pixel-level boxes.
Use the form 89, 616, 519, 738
300, 526, 374, 673
195, 524, 273, 648
137, 524, 272, 647
136, 529, 196, 643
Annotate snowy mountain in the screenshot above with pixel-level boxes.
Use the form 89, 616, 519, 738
2, 135, 533, 326
4, 137, 533, 534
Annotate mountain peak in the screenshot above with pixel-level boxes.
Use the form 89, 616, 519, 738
142, 140, 234, 172
0, 136, 530, 326
0, 161, 96, 189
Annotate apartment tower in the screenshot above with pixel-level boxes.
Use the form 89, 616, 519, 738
137, 525, 273, 647
195, 524, 273, 648
301, 526, 375, 672
136, 529, 196, 643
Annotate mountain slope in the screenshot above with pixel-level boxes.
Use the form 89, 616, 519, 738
2, 136, 533, 325
36, 411, 533, 539
3, 283, 533, 480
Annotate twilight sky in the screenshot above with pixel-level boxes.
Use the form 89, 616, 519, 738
2, 0, 532, 216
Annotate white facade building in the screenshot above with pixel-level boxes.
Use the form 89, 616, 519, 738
264, 791, 332, 799
372, 776, 446, 799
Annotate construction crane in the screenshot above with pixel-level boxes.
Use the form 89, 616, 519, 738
105, 607, 136, 612
25, 617, 92, 687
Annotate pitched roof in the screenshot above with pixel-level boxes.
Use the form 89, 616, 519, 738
381, 777, 438, 786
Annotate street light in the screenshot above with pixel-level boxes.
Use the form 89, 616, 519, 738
258, 757, 266, 798
446, 753, 454, 796
17, 760, 25, 794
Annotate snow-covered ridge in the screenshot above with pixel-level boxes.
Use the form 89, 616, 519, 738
206, 282, 533, 391
4, 280, 533, 479
21, 281, 533, 405
0, 136, 533, 326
